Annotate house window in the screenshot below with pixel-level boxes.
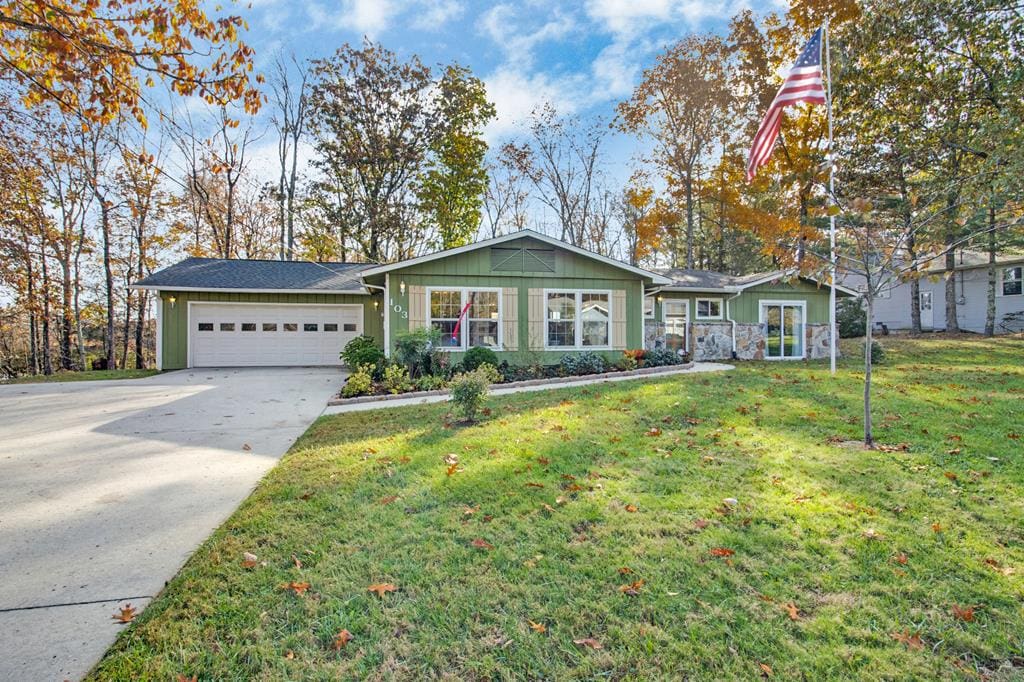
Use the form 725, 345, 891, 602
1003, 266, 1022, 296
304, 323, 318, 332
546, 290, 611, 349
219, 323, 235, 332
644, 295, 656, 319
323, 323, 339, 332
241, 323, 256, 332
696, 297, 723, 320
283, 323, 298, 332
262, 323, 277, 332
198, 322, 213, 332
428, 288, 501, 350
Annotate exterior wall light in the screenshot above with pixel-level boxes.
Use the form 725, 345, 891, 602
168, 295, 177, 308
399, 280, 406, 296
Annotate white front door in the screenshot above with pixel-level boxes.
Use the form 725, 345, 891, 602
189, 303, 362, 367
919, 291, 933, 329
663, 299, 688, 354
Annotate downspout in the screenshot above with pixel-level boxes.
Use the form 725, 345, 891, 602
725, 289, 742, 360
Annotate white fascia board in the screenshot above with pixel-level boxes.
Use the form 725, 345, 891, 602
130, 284, 371, 295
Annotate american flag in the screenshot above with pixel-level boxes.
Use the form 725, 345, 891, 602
746, 27, 826, 181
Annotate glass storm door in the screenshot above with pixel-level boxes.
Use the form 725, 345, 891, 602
762, 303, 805, 359
663, 299, 688, 353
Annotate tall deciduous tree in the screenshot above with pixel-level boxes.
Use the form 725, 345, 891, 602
617, 34, 733, 268
416, 65, 495, 250
270, 53, 309, 261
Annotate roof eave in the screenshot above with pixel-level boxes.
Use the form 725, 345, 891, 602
131, 284, 372, 295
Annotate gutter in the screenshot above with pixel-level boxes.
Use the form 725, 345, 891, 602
724, 291, 743, 360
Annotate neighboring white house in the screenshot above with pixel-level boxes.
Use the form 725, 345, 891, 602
842, 250, 1024, 334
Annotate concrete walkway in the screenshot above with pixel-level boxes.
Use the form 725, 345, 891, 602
0, 367, 343, 681
323, 362, 734, 415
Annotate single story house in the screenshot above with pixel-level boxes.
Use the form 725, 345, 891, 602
842, 250, 1024, 334
133, 229, 853, 370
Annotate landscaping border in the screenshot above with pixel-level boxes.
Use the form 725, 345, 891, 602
326, 362, 695, 407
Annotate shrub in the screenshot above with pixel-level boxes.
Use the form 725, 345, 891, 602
449, 363, 501, 422
864, 340, 885, 365
622, 348, 646, 363
341, 364, 374, 398
559, 351, 606, 376
837, 298, 867, 338
414, 374, 449, 392
393, 327, 443, 378
643, 347, 685, 367
341, 335, 384, 371
617, 354, 638, 372
382, 363, 412, 394
498, 361, 552, 383
462, 346, 498, 372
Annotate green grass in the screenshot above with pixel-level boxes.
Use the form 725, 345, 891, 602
88, 337, 1024, 681
2, 368, 158, 384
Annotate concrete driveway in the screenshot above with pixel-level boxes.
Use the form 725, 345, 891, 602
0, 367, 343, 681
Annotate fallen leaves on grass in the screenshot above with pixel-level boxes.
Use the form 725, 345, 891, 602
709, 547, 735, 557
368, 583, 397, 597
525, 482, 545, 488
528, 620, 547, 633
281, 581, 311, 596
624, 504, 638, 513
983, 558, 1014, 576
112, 604, 137, 623
645, 427, 662, 437
759, 662, 773, 677
694, 519, 709, 529
446, 463, 459, 476
618, 566, 633, 575
332, 629, 354, 650
894, 553, 909, 565
241, 551, 259, 568
291, 554, 302, 570
379, 495, 399, 505
470, 538, 494, 550
619, 580, 644, 596
931, 522, 943, 533
891, 630, 923, 650
951, 605, 975, 622
176, 676, 197, 682
573, 637, 603, 649
783, 602, 800, 621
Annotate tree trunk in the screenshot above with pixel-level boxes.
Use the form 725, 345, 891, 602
944, 239, 959, 333
863, 292, 874, 448
40, 248, 53, 375
684, 175, 694, 269
135, 291, 147, 369
101, 201, 116, 368
59, 257, 74, 370
907, 233, 921, 334
984, 202, 996, 337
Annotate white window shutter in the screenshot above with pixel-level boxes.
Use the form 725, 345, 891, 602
502, 287, 518, 350
612, 290, 627, 349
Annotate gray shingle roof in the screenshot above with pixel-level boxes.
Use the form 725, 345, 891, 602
135, 257, 375, 292
655, 268, 789, 290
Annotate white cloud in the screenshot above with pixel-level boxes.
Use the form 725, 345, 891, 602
482, 66, 584, 141
410, 0, 464, 31
479, 4, 575, 68
585, 0, 674, 35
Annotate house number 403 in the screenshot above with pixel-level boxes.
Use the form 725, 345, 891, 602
389, 299, 408, 318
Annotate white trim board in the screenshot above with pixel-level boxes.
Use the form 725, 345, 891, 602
132, 284, 371, 295
424, 285, 504, 352
542, 288, 613, 351
757, 299, 808, 361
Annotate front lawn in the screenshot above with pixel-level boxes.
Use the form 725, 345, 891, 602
89, 337, 1024, 680
2, 368, 158, 384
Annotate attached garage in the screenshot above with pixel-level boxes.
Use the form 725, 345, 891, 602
189, 303, 363, 367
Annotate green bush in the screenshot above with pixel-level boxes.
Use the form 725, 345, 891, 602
341, 336, 384, 372
449, 363, 501, 422
341, 364, 374, 398
462, 346, 498, 372
414, 374, 449, 392
382, 363, 412, 394
864, 340, 885, 365
394, 327, 443, 378
838, 298, 867, 338
559, 351, 606, 376
643, 347, 685, 367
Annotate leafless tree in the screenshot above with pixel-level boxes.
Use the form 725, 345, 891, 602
270, 53, 309, 261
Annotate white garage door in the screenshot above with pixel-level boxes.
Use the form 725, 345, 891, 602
190, 303, 362, 367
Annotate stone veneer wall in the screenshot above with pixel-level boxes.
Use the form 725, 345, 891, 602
691, 322, 835, 361
692, 322, 734, 361
805, 323, 835, 359
643, 320, 666, 350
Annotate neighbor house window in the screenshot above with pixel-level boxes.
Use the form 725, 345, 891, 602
429, 288, 501, 350
1003, 266, 1022, 296
696, 297, 723, 320
546, 290, 611, 349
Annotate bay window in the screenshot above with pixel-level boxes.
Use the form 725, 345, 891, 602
546, 290, 611, 349
429, 288, 501, 350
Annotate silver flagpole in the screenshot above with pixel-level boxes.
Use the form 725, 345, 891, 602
824, 18, 837, 375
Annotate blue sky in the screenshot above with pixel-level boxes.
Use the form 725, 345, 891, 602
231, 0, 785, 184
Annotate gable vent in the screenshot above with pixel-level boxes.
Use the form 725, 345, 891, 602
490, 247, 555, 272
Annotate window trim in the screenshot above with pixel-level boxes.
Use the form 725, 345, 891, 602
425, 286, 504, 352
1002, 266, 1022, 297
662, 298, 689, 352
695, 297, 724, 320
543, 288, 613, 351
757, 299, 808, 361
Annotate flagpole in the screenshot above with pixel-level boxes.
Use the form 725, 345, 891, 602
824, 18, 837, 375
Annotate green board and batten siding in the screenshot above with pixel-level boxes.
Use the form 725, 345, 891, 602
375, 237, 646, 363
651, 280, 834, 325
158, 290, 384, 370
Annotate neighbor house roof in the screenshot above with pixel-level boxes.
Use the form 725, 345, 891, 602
922, 250, 1024, 273
358, 229, 674, 285
133, 257, 375, 294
